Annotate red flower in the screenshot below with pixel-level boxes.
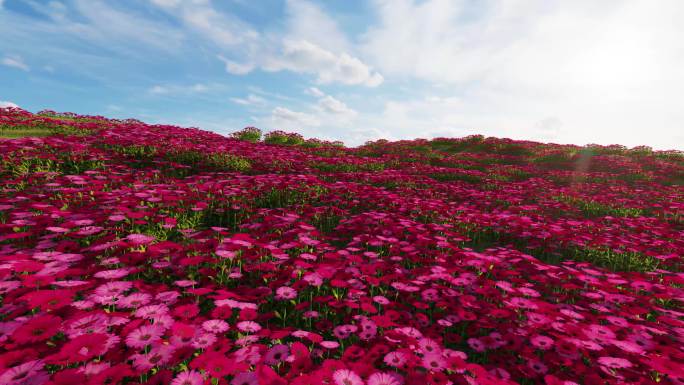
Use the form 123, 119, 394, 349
19, 290, 73, 311
11, 315, 62, 344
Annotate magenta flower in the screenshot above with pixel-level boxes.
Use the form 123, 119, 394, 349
368, 372, 402, 385
125, 324, 165, 348
332, 369, 363, 385
236, 321, 261, 333
171, 370, 204, 385
275, 286, 297, 300
598, 356, 633, 369
125, 233, 156, 245
231, 372, 258, 385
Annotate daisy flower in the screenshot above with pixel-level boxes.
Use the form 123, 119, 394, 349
202, 319, 229, 334
264, 344, 289, 365
171, 370, 204, 385
384, 351, 407, 368
275, 286, 297, 300
368, 372, 402, 385
0, 360, 48, 385
237, 321, 261, 333
598, 356, 633, 369
332, 369, 364, 385
231, 372, 258, 385
125, 324, 165, 348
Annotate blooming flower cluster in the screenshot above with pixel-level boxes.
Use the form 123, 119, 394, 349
0, 107, 683, 385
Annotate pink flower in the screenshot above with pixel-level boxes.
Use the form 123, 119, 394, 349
237, 321, 261, 333
368, 372, 402, 385
598, 356, 633, 369
202, 319, 229, 334
264, 344, 289, 365
530, 335, 554, 350
171, 370, 204, 385
332, 369, 364, 385
320, 341, 340, 349
125, 324, 165, 348
384, 351, 407, 368
422, 353, 446, 372
125, 233, 156, 245
0, 360, 48, 385
231, 372, 258, 385
275, 286, 297, 300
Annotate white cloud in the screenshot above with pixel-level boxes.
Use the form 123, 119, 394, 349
283, 0, 351, 55
217, 55, 254, 75
0, 101, 19, 108
230, 94, 266, 106
148, 83, 212, 95
257, 88, 359, 141
317, 95, 357, 119
148, 0, 259, 47
1, 55, 29, 71
150, 0, 180, 7
358, 0, 684, 150
148, 0, 383, 86
270, 106, 320, 127
264, 39, 383, 86
305, 87, 325, 97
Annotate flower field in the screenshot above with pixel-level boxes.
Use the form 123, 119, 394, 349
0, 106, 683, 385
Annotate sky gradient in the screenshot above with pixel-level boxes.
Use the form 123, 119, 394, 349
1, 0, 683, 149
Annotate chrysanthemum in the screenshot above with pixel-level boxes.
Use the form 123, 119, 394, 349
530, 335, 554, 350
191, 332, 217, 349
202, 319, 229, 334
320, 341, 340, 349
134, 304, 169, 319
598, 356, 633, 369
231, 372, 258, 385
125, 233, 156, 245
384, 351, 407, 368
118, 293, 152, 308
131, 345, 174, 371
332, 369, 363, 385
275, 286, 297, 300
125, 324, 165, 348
236, 321, 261, 333
367, 372, 402, 385
11, 314, 61, 344
170, 370, 204, 385
422, 353, 446, 372
0, 360, 48, 385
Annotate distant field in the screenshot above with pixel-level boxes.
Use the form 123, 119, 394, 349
1, 106, 683, 385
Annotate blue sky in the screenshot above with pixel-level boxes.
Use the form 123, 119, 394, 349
1, 0, 683, 149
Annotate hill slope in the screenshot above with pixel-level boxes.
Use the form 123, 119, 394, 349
1, 108, 683, 385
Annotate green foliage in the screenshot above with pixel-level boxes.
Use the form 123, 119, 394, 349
429, 172, 483, 184
1, 151, 105, 177
0, 123, 91, 138
110, 144, 158, 159
231, 127, 262, 143
312, 161, 385, 173
552, 195, 645, 218
255, 185, 328, 209
264, 131, 305, 146
165, 150, 251, 173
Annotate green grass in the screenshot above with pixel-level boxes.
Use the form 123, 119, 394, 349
312, 161, 386, 173
429, 172, 483, 184
1, 151, 105, 177
0, 124, 92, 138
0, 128, 56, 138
552, 195, 645, 218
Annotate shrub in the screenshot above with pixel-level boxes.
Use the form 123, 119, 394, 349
231, 126, 262, 142
264, 131, 305, 146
